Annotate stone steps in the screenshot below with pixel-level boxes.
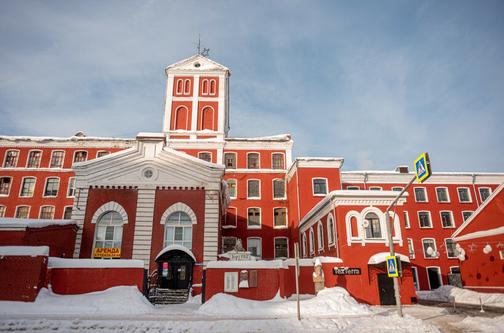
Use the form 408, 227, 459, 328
148, 288, 190, 305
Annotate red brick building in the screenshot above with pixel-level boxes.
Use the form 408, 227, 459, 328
0, 54, 503, 304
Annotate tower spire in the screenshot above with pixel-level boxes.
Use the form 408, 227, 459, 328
196, 34, 210, 57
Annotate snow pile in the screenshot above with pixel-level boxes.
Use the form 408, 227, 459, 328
0, 286, 152, 316
454, 315, 504, 333
48, 257, 145, 268
0, 246, 49, 256
417, 286, 504, 307
198, 287, 370, 317
0, 218, 76, 229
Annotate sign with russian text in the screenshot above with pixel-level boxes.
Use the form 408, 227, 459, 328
414, 153, 431, 183
93, 247, 121, 258
333, 267, 361, 275
386, 256, 399, 277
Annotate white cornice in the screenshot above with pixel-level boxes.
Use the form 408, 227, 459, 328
165, 54, 230, 75
0, 136, 135, 149
341, 172, 504, 185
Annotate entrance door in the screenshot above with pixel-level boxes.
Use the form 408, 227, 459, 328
427, 267, 442, 290
156, 249, 194, 290
377, 274, 396, 305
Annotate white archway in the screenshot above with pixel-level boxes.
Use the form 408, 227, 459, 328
160, 202, 197, 225
91, 201, 128, 224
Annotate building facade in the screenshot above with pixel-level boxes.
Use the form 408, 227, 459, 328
1, 54, 503, 303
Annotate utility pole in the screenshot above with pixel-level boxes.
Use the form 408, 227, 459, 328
294, 243, 301, 321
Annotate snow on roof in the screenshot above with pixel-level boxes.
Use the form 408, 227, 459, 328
164, 146, 225, 170
0, 218, 77, 230
0, 246, 49, 256
343, 170, 504, 176
296, 157, 344, 162
0, 134, 134, 143
368, 253, 410, 265
136, 132, 165, 140
48, 258, 144, 269
155, 244, 196, 262
284, 257, 343, 267
226, 134, 292, 142
206, 260, 288, 269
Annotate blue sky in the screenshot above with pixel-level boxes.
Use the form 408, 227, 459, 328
1, 0, 503, 172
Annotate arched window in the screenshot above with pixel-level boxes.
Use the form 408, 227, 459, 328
317, 221, 324, 251
364, 212, 382, 239
209, 79, 216, 95
302, 233, 307, 258
327, 215, 335, 245
201, 107, 214, 130
176, 79, 183, 94
164, 211, 192, 249
202, 79, 209, 95
184, 79, 191, 95
174, 106, 188, 130
94, 211, 124, 250
309, 228, 315, 255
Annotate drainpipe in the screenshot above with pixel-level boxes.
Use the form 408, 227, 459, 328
363, 172, 368, 190
472, 174, 480, 207
295, 161, 302, 253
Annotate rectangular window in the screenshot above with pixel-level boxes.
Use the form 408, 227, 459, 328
0, 206, 5, 217
457, 188, 471, 203
462, 211, 473, 221
407, 238, 415, 259
39, 206, 55, 219
436, 187, 449, 203
50, 151, 64, 168
422, 239, 437, 259
198, 152, 212, 162
392, 187, 404, 192
247, 153, 259, 169
247, 180, 260, 198
0, 177, 11, 195
247, 208, 261, 228
273, 179, 286, 199
97, 151, 109, 158
3, 150, 19, 168
274, 238, 288, 258
44, 178, 60, 197
346, 186, 360, 190
479, 188, 491, 202
222, 237, 237, 253
450, 266, 461, 274
224, 272, 238, 292
312, 178, 328, 195
15, 206, 29, 218
63, 206, 73, 219
20, 177, 36, 197
227, 179, 237, 199
403, 211, 410, 229
26, 151, 42, 168
412, 266, 419, 291
440, 211, 454, 228
414, 187, 427, 202
274, 208, 287, 228
445, 239, 457, 258
73, 151, 87, 163
67, 177, 76, 197
418, 211, 432, 228
369, 186, 382, 191
271, 153, 285, 169
247, 238, 262, 258
224, 207, 237, 227
224, 153, 236, 169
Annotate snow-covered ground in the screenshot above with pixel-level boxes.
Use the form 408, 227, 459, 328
0, 286, 500, 332
417, 285, 504, 308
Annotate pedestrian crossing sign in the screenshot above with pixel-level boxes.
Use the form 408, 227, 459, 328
386, 256, 399, 277
414, 153, 431, 183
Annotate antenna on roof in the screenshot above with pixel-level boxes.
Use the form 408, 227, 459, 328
196, 34, 210, 57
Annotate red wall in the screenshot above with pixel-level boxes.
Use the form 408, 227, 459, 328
0, 255, 47, 301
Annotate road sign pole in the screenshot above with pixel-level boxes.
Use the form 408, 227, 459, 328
385, 174, 416, 318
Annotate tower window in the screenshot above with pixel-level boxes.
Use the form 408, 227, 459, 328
200, 107, 214, 130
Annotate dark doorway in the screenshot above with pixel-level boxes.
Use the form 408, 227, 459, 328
427, 267, 442, 290
156, 250, 194, 290
377, 273, 396, 305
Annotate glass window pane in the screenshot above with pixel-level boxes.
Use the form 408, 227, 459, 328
174, 227, 183, 241
105, 226, 115, 240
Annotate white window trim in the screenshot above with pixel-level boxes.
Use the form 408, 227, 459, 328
19, 176, 37, 198
274, 236, 289, 259
309, 227, 315, 255
439, 210, 455, 229
91, 201, 129, 225
272, 178, 286, 200
201, 78, 209, 96
62, 205, 73, 219
418, 211, 433, 229
223, 152, 237, 169
317, 221, 324, 252
271, 152, 286, 170
247, 237, 262, 259
422, 238, 438, 259
478, 187, 492, 202
72, 150, 88, 164
198, 151, 213, 162
225, 207, 238, 228
184, 79, 192, 95
407, 238, 415, 259
247, 179, 261, 199
39, 205, 55, 219
224, 272, 238, 292
327, 213, 336, 246
2, 149, 20, 168
312, 177, 328, 196
246, 152, 261, 169
175, 78, 183, 95
0, 176, 12, 197
444, 238, 457, 259
302, 232, 307, 258
461, 210, 473, 222
15, 205, 30, 218
43, 176, 60, 198
369, 186, 382, 191
403, 211, 410, 229
67, 177, 76, 198
227, 179, 237, 199
414, 187, 428, 203
435, 186, 450, 203
273, 207, 288, 229
426, 266, 443, 290
209, 78, 217, 96
457, 187, 472, 203
50, 150, 65, 168
26, 149, 42, 168
247, 207, 261, 229
411, 266, 420, 291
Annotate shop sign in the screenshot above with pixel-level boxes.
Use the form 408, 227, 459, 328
333, 267, 361, 275
93, 247, 121, 258
227, 250, 254, 261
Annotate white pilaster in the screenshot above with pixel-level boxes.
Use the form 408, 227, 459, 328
190, 75, 200, 139
163, 74, 174, 133
72, 187, 89, 258
203, 190, 220, 261
132, 188, 156, 269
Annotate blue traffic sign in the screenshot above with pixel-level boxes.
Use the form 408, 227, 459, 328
386, 256, 398, 277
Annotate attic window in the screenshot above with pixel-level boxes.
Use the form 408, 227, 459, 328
194, 62, 201, 68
